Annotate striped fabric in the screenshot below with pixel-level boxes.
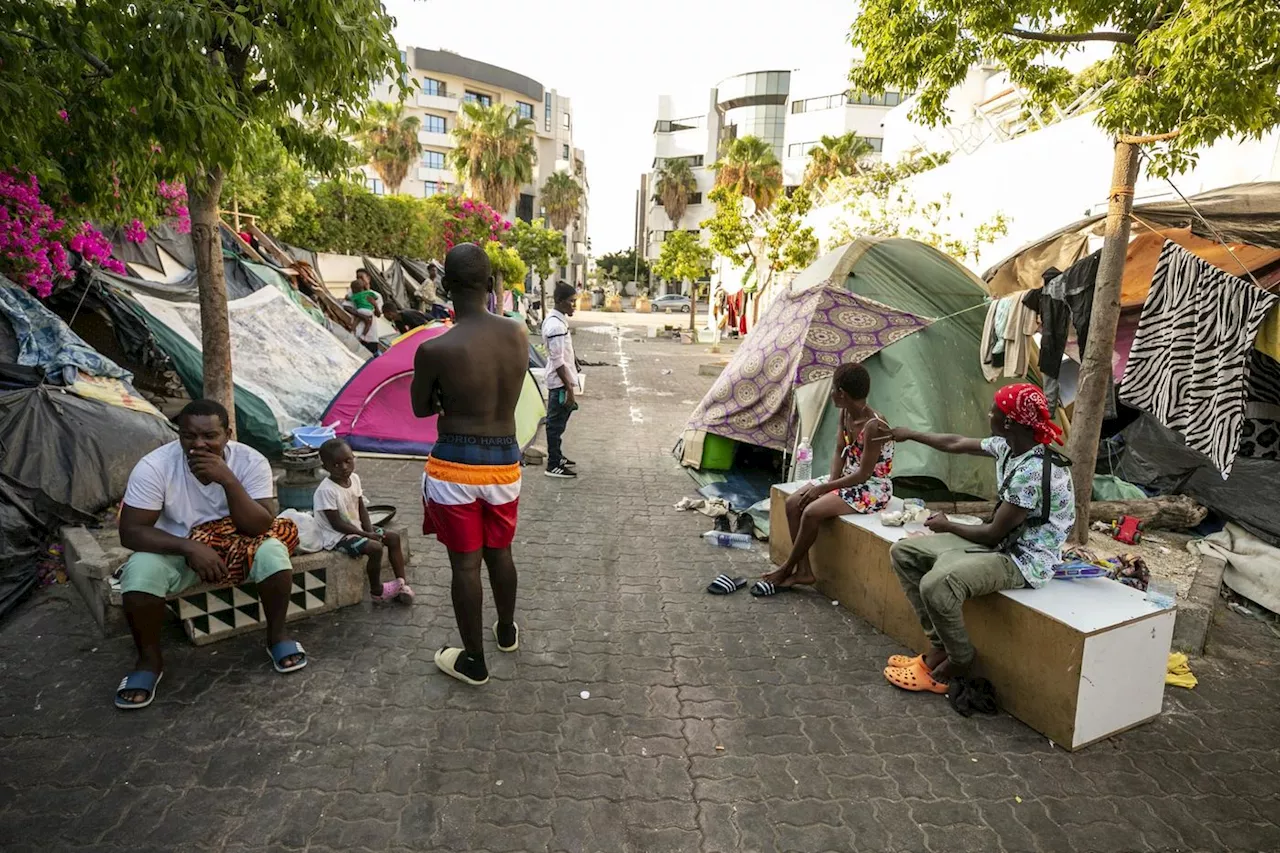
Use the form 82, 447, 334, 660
422, 434, 522, 552
1120, 241, 1279, 477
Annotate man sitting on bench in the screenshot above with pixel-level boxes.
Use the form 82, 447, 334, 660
113, 399, 306, 709
885, 383, 1074, 694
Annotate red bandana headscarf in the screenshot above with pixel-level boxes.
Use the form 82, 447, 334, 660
994, 383, 1063, 445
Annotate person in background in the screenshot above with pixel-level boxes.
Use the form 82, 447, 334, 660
114, 399, 307, 709
412, 243, 527, 686
313, 438, 412, 604
385, 306, 430, 335
347, 271, 383, 354
884, 383, 1074, 694
542, 281, 579, 479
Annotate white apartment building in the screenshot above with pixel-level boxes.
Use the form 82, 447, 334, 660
366, 47, 590, 286
640, 68, 900, 280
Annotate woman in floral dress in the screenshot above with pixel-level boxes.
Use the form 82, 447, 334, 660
756, 362, 894, 595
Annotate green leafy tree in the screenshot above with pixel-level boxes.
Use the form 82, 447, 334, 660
849, 0, 1280, 540
1, 0, 405, 420
278, 181, 447, 259
655, 158, 698, 230
222, 129, 325, 234
652, 230, 711, 330
359, 101, 422, 194
509, 218, 568, 310
713, 136, 783, 211
803, 133, 875, 193
596, 248, 650, 287
450, 102, 537, 214
540, 171, 584, 231
702, 185, 818, 293
484, 240, 529, 296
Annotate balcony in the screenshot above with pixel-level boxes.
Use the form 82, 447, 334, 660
418, 131, 455, 148
416, 92, 460, 112
418, 166, 456, 184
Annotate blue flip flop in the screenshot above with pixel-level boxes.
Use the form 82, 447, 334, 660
114, 670, 163, 710
267, 640, 308, 674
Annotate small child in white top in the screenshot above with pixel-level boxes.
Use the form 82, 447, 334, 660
315, 438, 412, 603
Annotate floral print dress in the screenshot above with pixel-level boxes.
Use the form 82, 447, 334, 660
836, 414, 895, 513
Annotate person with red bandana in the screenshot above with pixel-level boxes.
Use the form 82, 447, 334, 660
882, 383, 1075, 694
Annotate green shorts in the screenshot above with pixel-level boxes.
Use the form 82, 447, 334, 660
118, 538, 293, 597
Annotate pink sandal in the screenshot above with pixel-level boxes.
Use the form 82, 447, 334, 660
372, 578, 405, 603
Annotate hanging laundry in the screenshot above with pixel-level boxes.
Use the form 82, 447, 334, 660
1256, 304, 1280, 362
1038, 251, 1104, 411
1121, 241, 1279, 478
1241, 350, 1280, 460
980, 293, 1037, 381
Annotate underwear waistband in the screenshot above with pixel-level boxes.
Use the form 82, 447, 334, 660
429, 433, 520, 467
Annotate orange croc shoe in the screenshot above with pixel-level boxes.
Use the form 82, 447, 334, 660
884, 659, 948, 694
886, 653, 928, 670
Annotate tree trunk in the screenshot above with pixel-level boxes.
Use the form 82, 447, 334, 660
926, 495, 1207, 531
494, 273, 505, 315
188, 166, 236, 432
1067, 141, 1139, 543
689, 279, 697, 333
539, 274, 548, 325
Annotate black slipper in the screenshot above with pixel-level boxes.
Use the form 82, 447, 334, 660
706, 574, 747, 595
750, 580, 794, 597
713, 515, 732, 533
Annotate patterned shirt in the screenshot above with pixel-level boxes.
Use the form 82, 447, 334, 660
981, 436, 1076, 588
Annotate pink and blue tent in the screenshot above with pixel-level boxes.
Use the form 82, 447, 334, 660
322, 324, 546, 456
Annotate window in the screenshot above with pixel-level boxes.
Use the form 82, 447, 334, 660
464, 90, 492, 107
517, 193, 534, 223
687, 192, 702, 206
848, 90, 903, 107
424, 115, 446, 134
422, 150, 446, 169
544, 92, 552, 131
367, 176, 385, 196
517, 101, 534, 120
423, 181, 440, 198
562, 144, 570, 160
655, 116, 703, 133
562, 112, 571, 129
421, 77, 446, 97
653, 154, 703, 169
787, 141, 817, 158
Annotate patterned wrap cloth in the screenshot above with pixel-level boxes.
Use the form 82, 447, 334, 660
994, 383, 1063, 446
188, 517, 300, 584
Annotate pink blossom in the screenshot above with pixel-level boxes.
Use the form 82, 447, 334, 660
57, 109, 69, 123
125, 219, 147, 243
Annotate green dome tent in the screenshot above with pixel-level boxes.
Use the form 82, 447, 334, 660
682, 238, 1018, 500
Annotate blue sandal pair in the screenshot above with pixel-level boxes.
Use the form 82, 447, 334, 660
114, 640, 307, 709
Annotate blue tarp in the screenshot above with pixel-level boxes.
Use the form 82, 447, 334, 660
0, 279, 132, 385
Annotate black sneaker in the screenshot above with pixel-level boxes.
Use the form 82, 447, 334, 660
545, 465, 577, 478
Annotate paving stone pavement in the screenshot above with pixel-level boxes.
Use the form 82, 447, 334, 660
2, 322, 1279, 853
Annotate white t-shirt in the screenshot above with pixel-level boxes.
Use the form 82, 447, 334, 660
311, 474, 365, 549
122, 440, 275, 538
541, 309, 577, 390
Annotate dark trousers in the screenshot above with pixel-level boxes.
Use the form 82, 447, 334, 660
545, 388, 574, 468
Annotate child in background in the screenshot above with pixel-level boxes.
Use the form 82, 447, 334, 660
349, 279, 381, 346
314, 438, 413, 603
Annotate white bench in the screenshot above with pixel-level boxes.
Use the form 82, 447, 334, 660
770, 483, 1175, 750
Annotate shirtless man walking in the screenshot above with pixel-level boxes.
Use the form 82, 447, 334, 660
412, 243, 528, 686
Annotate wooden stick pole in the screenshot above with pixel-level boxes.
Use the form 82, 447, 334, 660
1067, 139, 1140, 542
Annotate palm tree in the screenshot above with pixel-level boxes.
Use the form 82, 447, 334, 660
450, 101, 537, 213
803, 132, 875, 192
713, 135, 783, 211
359, 102, 422, 194
541, 171, 583, 230
655, 157, 698, 229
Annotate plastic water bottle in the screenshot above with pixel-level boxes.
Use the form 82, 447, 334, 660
794, 437, 813, 483
702, 531, 753, 550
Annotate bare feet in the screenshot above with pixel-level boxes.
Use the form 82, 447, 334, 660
761, 565, 794, 585
780, 571, 816, 587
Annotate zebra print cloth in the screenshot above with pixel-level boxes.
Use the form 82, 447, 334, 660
1120, 241, 1278, 478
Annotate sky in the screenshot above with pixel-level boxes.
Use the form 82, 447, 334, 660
385, 0, 859, 254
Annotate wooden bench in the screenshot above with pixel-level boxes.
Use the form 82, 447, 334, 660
770, 483, 1175, 750
62, 525, 411, 646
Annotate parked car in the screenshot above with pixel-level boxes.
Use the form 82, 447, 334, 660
652, 293, 692, 313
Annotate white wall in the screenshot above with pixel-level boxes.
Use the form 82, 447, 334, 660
817, 109, 1280, 275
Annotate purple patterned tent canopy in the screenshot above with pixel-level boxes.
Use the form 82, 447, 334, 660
685, 283, 930, 450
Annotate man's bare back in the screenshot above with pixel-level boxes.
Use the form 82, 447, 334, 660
411, 312, 528, 436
